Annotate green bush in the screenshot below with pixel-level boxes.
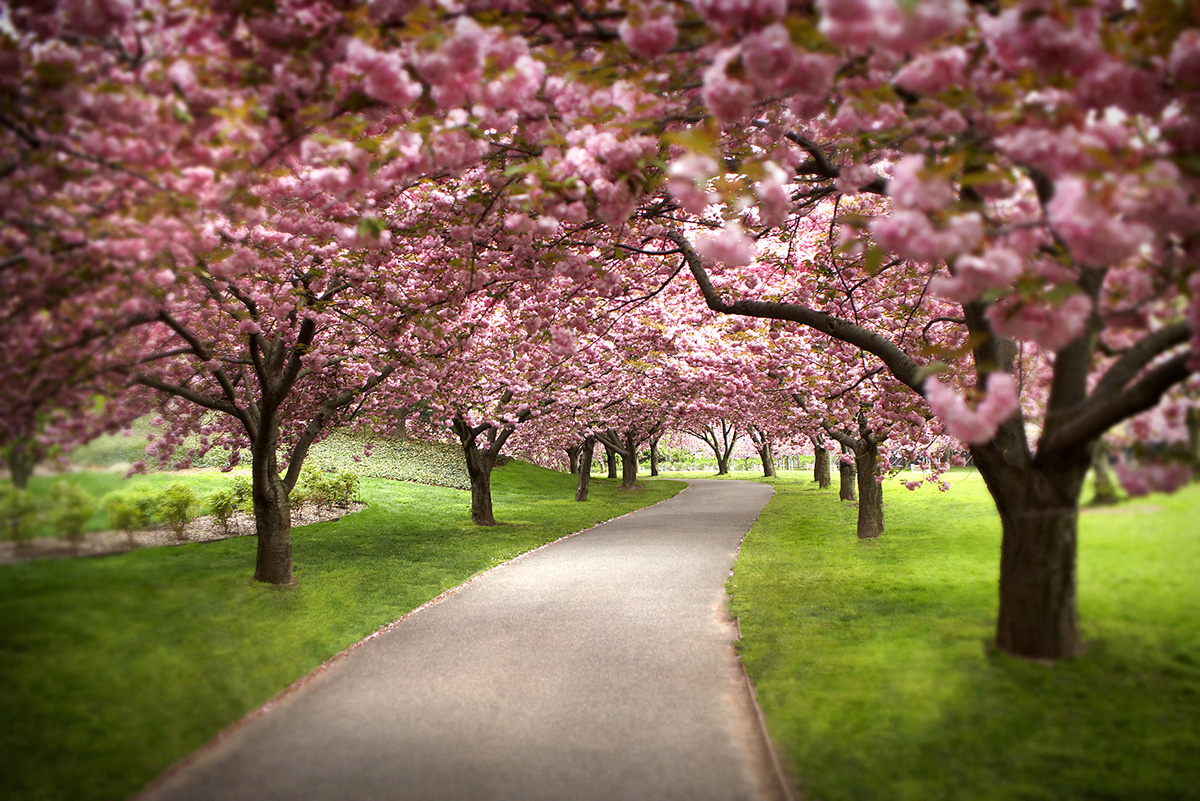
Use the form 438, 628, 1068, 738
0, 488, 40, 544
327, 471, 359, 506
48, 482, 98, 545
157, 483, 196, 541
103, 490, 158, 546
207, 488, 239, 536
229, 475, 253, 513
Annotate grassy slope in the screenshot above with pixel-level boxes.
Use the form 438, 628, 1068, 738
0, 463, 683, 801
730, 470, 1200, 801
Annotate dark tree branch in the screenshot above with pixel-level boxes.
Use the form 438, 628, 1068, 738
1045, 352, 1193, 454
665, 229, 926, 393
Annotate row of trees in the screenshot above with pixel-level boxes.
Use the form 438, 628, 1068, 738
4, 1, 1198, 661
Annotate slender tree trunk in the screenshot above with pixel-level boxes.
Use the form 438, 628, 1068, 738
4, 439, 37, 490
759, 441, 776, 477
605, 445, 618, 479
575, 437, 595, 502
1089, 442, 1118, 505
813, 443, 831, 489
251, 431, 293, 585
838, 446, 856, 502
649, 438, 660, 477
566, 444, 581, 476
854, 441, 883, 539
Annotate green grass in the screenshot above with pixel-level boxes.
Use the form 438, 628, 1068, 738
0, 463, 683, 801
729, 469, 1200, 801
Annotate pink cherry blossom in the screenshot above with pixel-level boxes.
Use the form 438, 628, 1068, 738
987, 293, 1092, 352
931, 248, 1024, 304
1047, 178, 1152, 268
893, 47, 968, 95
1113, 460, 1193, 497
619, 6, 678, 59
887, 154, 956, 212
924, 372, 1019, 445
694, 222, 755, 267
702, 49, 755, 122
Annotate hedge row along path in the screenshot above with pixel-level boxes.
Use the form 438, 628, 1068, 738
136, 479, 785, 801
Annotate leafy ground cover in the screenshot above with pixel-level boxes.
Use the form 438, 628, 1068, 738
0, 463, 682, 801
67, 425, 472, 489
728, 469, 1200, 801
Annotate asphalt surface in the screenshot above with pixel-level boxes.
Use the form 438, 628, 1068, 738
137, 478, 782, 801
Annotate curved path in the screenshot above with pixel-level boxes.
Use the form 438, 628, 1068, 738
138, 479, 782, 801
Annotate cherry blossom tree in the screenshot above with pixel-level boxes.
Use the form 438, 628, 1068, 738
503, 1, 1199, 660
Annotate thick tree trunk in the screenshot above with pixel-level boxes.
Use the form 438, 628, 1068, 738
575, 437, 595, 502
759, 441, 776, 477
854, 441, 883, 539
975, 430, 1089, 662
716, 452, 731, 475
619, 431, 639, 489
4, 439, 37, 490
813, 442, 831, 488
994, 501, 1084, 660
463, 445, 498, 525
649, 438, 660, 477
566, 444, 582, 476
620, 451, 639, 488
251, 437, 293, 585
838, 446, 856, 502
605, 445, 618, 479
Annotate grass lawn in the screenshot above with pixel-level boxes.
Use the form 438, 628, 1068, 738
0, 463, 683, 801
729, 469, 1200, 801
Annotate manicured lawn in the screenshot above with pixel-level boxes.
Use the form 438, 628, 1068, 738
0, 463, 683, 801
729, 469, 1200, 801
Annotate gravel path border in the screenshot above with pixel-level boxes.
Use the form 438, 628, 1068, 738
0, 503, 367, 565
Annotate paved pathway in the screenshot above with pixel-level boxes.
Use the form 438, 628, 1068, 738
138, 479, 782, 801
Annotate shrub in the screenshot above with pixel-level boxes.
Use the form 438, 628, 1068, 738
327, 471, 359, 506
207, 488, 239, 537
229, 475, 253, 513
0, 488, 40, 545
157, 483, 196, 542
48, 482, 98, 546
103, 491, 158, 547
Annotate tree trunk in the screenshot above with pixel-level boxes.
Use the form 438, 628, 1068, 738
854, 441, 883, 540
4, 439, 37, 490
575, 437, 595, 502
716, 452, 731, 475
605, 445, 618, 479
1089, 442, 1118, 505
813, 443, 831, 489
620, 431, 639, 489
251, 435, 293, 585
838, 446, 856, 502
566, 444, 582, 476
759, 441, 776, 477
649, 438, 660, 477
463, 445, 498, 525
974, 431, 1089, 662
